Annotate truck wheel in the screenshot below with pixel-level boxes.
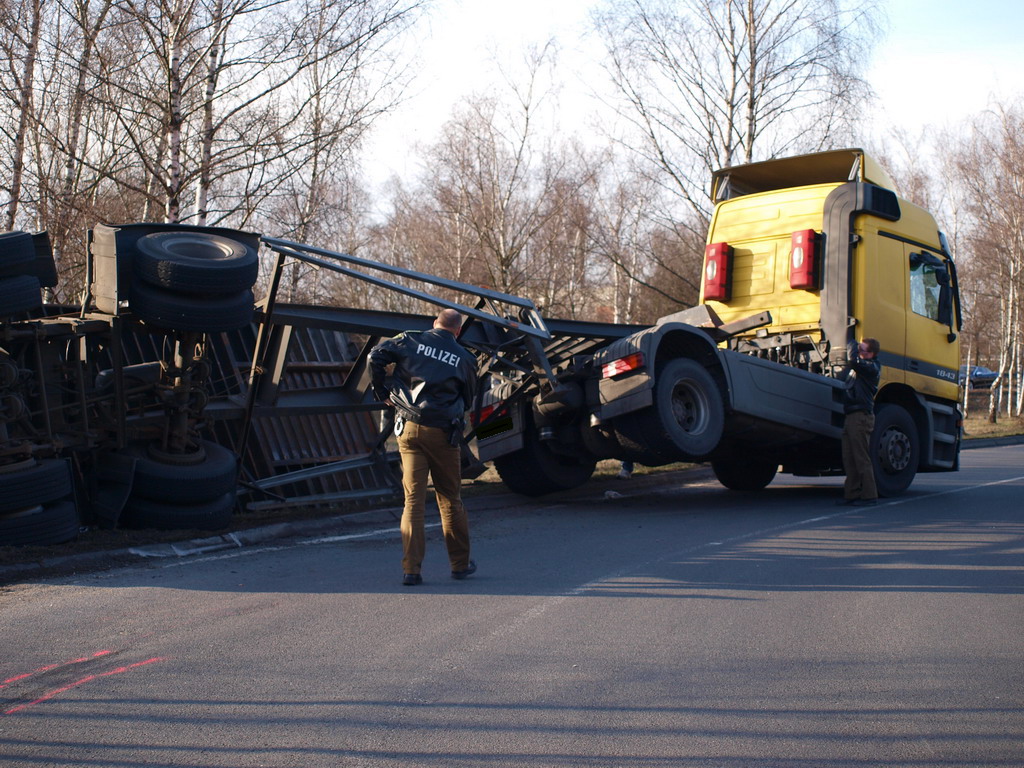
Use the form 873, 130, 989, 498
120, 492, 235, 531
711, 457, 778, 491
493, 418, 596, 496
134, 231, 259, 294
617, 358, 725, 462
0, 501, 79, 547
130, 280, 255, 332
0, 232, 36, 276
0, 274, 42, 316
871, 404, 919, 496
0, 459, 73, 514
122, 440, 238, 504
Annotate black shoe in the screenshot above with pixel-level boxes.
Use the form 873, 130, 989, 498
402, 573, 422, 586
451, 560, 477, 580
835, 498, 857, 506
852, 498, 878, 506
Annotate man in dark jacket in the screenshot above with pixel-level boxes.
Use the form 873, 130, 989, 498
838, 337, 881, 506
369, 308, 478, 585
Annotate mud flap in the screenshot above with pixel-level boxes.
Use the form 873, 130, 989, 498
90, 451, 137, 529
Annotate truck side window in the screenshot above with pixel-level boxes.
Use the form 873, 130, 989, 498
909, 253, 944, 322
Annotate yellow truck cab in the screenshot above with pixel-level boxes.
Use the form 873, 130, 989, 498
696, 148, 962, 491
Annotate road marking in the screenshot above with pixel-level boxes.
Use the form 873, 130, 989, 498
156, 522, 442, 569
0, 650, 113, 691
2, 657, 165, 716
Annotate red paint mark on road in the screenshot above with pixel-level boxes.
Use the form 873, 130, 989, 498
0, 650, 113, 690
2, 657, 164, 716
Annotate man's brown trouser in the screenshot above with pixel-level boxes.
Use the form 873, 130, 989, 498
841, 410, 877, 500
397, 421, 471, 575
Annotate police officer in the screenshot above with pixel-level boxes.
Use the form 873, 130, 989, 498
369, 308, 477, 585
838, 337, 881, 506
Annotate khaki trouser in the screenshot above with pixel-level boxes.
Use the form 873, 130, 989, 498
841, 410, 877, 500
397, 421, 470, 575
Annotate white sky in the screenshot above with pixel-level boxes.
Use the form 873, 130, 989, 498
362, 0, 1024, 193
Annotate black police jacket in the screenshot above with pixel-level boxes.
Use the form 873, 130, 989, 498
368, 327, 476, 429
840, 342, 880, 414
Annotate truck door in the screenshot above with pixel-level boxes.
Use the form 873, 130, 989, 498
854, 228, 906, 386
904, 248, 960, 396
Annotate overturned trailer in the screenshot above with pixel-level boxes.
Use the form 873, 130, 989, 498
0, 222, 638, 546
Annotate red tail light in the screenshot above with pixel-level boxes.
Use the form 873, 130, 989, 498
470, 404, 495, 426
703, 242, 732, 301
789, 229, 819, 290
602, 351, 645, 379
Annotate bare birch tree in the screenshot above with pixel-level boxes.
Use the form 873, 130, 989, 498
948, 101, 1024, 422
594, 0, 877, 221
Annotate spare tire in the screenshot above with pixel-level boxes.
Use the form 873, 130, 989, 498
130, 280, 254, 332
134, 231, 258, 294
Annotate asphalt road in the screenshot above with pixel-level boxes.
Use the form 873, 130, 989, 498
2, 445, 1023, 767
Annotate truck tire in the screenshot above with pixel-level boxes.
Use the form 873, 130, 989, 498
0, 274, 42, 316
134, 231, 259, 294
871, 404, 919, 496
0, 459, 73, 514
0, 501, 79, 547
120, 492, 235, 531
130, 280, 255, 332
0, 232, 36, 276
616, 358, 725, 462
711, 457, 778, 491
493, 417, 596, 497
123, 440, 238, 503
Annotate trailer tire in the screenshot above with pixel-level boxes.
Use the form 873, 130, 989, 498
711, 457, 778, 491
124, 440, 238, 503
871, 404, 919, 496
120, 492, 235, 531
130, 280, 254, 332
616, 358, 724, 462
0, 274, 42, 316
494, 418, 596, 496
0, 459, 73, 514
134, 231, 258, 293
0, 501, 79, 547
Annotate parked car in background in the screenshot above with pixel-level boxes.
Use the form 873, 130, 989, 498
960, 365, 999, 389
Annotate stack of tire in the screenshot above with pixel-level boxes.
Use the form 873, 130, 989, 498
0, 230, 57, 316
118, 440, 240, 531
0, 459, 79, 547
128, 230, 258, 333
119, 229, 257, 530
0, 232, 76, 547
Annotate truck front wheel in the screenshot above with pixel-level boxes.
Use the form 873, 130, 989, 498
616, 358, 725, 462
871, 404, 920, 496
